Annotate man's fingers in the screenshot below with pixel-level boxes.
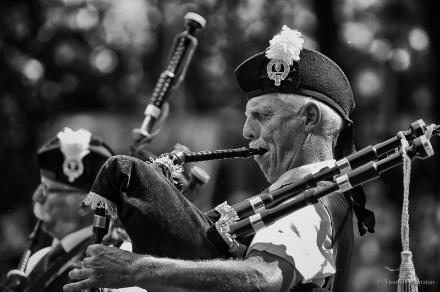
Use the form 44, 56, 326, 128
68, 267, 93, 280
101, 233, 112, 246
63, 278, 97, 292
82, 257, 92, 268
86, 243, 104, 256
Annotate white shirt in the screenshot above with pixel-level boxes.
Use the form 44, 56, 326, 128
25, 227, 146, 291
247, 160, 337, 287
25, 225, 93, 275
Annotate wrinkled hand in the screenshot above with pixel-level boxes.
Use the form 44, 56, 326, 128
63, 244, 142, 291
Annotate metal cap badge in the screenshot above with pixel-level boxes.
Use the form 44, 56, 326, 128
265, 25, 304, 86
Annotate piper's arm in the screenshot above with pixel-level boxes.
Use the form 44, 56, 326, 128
64, 244, 299, 292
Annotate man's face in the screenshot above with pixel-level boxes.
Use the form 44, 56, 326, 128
33, 177, 86, 239
243, 93, 306, 183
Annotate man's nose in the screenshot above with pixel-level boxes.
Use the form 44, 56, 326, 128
242, 117, 259, 140
32, 184, 47, 203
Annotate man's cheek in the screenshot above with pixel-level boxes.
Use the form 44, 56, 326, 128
33, 203, 51, 221
259, 130, 273, 142
263, 156, 274, 177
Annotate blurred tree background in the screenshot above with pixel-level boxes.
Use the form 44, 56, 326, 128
0, 0, 439, 291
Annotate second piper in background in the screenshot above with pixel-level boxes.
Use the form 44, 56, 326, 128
23, 128, 113, 292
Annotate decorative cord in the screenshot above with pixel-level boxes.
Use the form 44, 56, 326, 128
396, 131, 419, 292
397, 131, 411, 251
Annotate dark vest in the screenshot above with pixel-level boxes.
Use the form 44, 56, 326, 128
25, 236, 93, 292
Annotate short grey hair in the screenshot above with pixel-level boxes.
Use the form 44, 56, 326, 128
278, 93, 343, 145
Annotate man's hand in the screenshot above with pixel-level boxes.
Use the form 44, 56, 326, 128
63, 244, 142, 291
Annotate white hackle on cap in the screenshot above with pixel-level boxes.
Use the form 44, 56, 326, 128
265, 25, 304, 65
57, 127, 91, 182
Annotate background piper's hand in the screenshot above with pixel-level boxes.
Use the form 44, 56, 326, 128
63, 244, 142, 291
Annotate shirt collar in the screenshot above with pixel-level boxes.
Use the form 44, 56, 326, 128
52, 225, 93, 252
269, 160, 336, 192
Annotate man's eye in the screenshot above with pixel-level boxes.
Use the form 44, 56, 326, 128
255, 112, 271, 121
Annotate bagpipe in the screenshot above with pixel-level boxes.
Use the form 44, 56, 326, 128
83, 118, 437, 291
141, 119, 437, 254
89, 118, 438, 251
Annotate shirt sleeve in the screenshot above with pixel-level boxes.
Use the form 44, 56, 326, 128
246, 203, 335, 285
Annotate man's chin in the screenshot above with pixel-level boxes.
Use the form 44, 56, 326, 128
255, 161, 274, 183
39, 219, 60, 237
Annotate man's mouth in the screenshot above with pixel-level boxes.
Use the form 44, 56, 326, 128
255, 148, 268, 155
253, 148, 269, 163
249, 142, 269, 166
249, 142, 267, 153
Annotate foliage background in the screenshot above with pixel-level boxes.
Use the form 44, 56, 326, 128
0, 0, 439, 291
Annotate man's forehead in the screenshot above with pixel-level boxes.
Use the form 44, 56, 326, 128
41, 176, 83, 191
245, 93, 283, 111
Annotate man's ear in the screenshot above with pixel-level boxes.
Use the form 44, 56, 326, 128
303, 102, 321, 133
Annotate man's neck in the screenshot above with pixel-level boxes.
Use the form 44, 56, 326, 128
52, 225, 93, 252
270, 159, 336, 192
51, 220, 91, 240
286, 148, 334, 178
308, 139, 334, 160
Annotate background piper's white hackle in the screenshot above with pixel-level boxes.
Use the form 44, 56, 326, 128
396, 132, 419, 292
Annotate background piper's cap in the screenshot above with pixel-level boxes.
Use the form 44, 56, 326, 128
37, 128, 114, 191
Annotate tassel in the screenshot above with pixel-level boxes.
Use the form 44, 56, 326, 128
397, 251, 419, 292
396, 132, 419, 292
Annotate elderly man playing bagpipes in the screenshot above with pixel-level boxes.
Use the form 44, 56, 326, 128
64, 26, 377, 292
